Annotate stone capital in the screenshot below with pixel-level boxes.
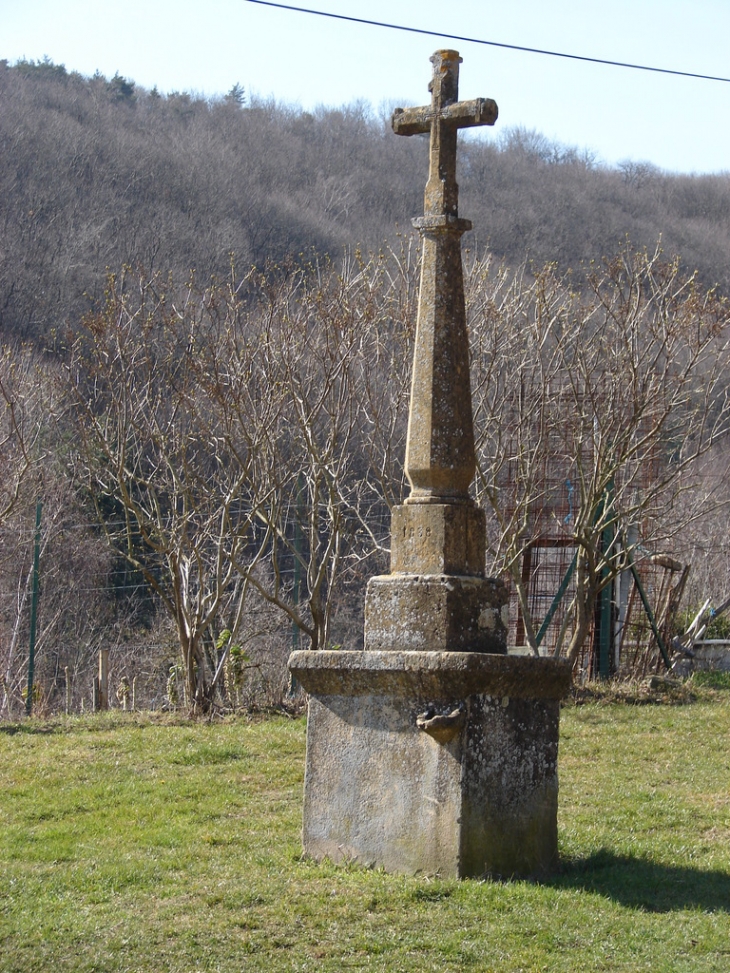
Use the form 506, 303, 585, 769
412, 214, 473, 234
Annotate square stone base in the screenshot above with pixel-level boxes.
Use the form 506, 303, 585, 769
364, 574, 508, 654
289, 650, 572, 879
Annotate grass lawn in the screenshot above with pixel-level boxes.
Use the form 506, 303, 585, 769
1, 689, 729, 972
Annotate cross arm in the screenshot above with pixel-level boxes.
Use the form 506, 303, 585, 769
392, 98, 498, 137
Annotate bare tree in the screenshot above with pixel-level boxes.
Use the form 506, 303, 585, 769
63, 247, 419, 715
0, 345, 121, 717
0, 345, 42, 715
67, 267, 287, 713
0, 475, 116, 718
470, 245, 730, 662
228, 249, 415, 651
0, 345, 41, 525
60, 240, 730, 701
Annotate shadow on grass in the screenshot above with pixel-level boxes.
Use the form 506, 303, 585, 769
0, 719, 132, 735
551, 849, 730, 912
0, 722, 61, 735
0, 714, 195, 735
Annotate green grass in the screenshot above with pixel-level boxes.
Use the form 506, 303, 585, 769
1, 698, 729, 973
692, 670, 730, 691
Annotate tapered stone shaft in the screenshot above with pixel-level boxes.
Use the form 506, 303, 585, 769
406, 213, 474, 501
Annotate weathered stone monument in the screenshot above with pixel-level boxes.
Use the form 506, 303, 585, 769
289, 50, 572, 878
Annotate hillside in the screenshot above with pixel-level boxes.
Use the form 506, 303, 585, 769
2, 57, 730, 345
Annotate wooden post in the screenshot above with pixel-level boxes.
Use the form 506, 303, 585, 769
1, 676, 10, 721
25, 500, 43, 717
97, 649, 109, 711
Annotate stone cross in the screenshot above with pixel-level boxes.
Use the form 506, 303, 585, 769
391, 51, 497, 510
392, 50, 497, 219
290, 51, 572, 882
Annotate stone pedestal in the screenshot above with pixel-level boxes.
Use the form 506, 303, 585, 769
289, 650, 572, 878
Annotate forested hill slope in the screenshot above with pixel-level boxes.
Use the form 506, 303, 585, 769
3, 57, 730, 345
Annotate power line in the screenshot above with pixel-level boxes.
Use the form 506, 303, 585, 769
243, 0, 730, 85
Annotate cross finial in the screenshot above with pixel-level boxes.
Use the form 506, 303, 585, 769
392, 49, 497, 218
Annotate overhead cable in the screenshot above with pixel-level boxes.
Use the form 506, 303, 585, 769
243, 0, 730, 84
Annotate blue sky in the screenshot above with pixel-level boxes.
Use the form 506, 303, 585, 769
4, 0, 730, 174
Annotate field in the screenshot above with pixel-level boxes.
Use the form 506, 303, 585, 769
1, 689, 729, 972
